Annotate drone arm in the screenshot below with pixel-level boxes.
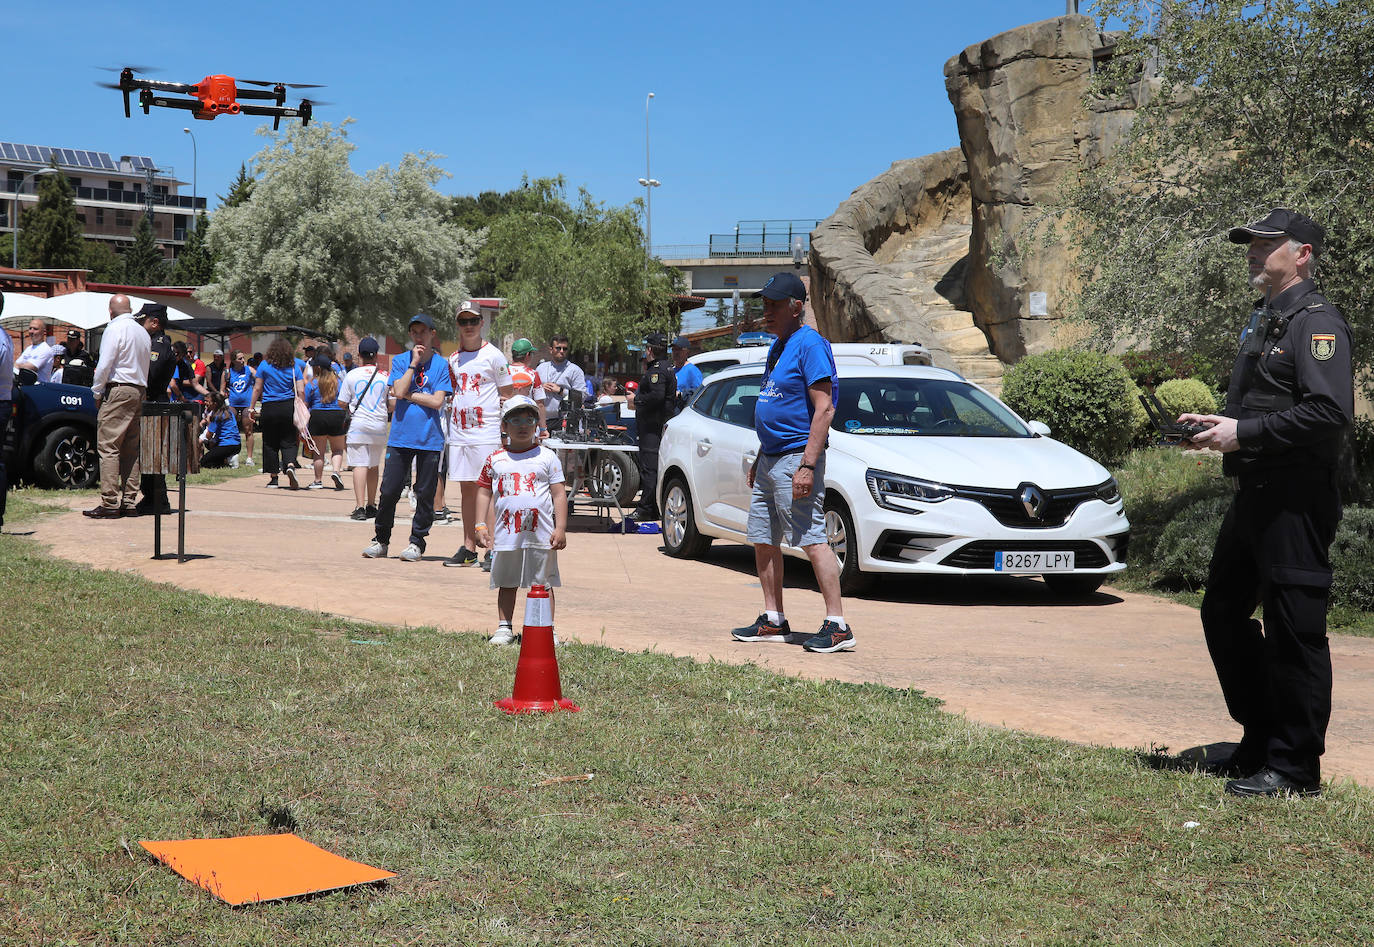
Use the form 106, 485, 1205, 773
137, 78, 199, 95
235, 88, 283, 101
149, 96, 204, 113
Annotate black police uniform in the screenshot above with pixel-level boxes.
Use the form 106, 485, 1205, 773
61, 345, 96, 388
138, 328, 176, 512
1201, 278, 1353, 785
633, 353, 677, 518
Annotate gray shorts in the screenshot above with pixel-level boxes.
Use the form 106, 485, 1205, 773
747, 451, 827, 548
489, 546, 561, 589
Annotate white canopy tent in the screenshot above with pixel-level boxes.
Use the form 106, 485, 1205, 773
1, 291, 192, 333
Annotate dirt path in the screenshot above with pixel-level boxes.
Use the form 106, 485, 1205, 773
29, 477, 1374, 786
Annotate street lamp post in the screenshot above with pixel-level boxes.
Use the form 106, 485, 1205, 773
183, 127, 198, 228
636, 91, 660, 294
11, 167, 58, 269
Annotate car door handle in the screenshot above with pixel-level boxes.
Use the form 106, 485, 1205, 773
696, 438, 712, 453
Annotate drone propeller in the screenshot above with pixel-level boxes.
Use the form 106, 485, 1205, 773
239, 79, 326, 89
95, 81, 125, 90
299, 98, 334, 107
97, 64, 163, 74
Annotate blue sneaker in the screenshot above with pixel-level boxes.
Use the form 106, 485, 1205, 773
802, 621, 856, 653
731, 614, 791, 643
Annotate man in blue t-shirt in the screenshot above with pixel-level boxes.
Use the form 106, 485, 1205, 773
363, 313, 453, 563
729, 271, 853, 654
671, 335, 703, 408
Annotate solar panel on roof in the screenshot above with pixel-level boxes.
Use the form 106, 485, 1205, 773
0, 143, 12, 160
60, 148, 75, 165
76, 151, 91, 168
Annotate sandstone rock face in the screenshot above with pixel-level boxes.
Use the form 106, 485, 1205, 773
944, 14, 1120, 360
809, 149, 1007, 390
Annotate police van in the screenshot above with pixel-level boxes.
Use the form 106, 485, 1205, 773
689, 341, 934, 379
3, 369, 99, 489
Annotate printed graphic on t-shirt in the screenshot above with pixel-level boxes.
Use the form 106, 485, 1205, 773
476, 446, 564, 549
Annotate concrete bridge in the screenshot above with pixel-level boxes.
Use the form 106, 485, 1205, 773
657, 252, 799, 300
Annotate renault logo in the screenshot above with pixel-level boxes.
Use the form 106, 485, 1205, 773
1019, 484, 1046, 520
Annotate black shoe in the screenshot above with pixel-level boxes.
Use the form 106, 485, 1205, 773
731, 614, 792, 642
83, 506, 124, 519
331, 472, 345, 491
132, 502, 174, 516
443, 546, 478, 567
802, 620, 857, 653
350, 506, 369, 521
1199, 751, 1263, 780
629, 508, 658, 522
1225, 766, 1321, 798
365, 504, 378, 519
284, 467, 300, 490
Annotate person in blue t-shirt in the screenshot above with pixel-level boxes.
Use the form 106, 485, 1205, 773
363, 313, 453, 563
671, 335, 704, 408
199, 391, 242, 468
225, 351, 257, 467
304, 348, 348, 490
729, 271, 854, 655
250, 338, 305, 488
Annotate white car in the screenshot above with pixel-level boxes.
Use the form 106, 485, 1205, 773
689, 342, 933, 379
657, 363, 1129, 596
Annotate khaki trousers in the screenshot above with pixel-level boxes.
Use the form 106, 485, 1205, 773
97, 385, 144, 510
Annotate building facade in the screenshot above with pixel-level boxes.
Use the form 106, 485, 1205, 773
1, 141, 206, 260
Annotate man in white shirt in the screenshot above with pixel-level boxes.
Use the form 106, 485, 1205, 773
16, 319, 59, 382
86, 294, 150, 518
0, 299, 13, 531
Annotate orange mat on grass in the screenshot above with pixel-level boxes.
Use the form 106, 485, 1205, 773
140, 833, 396, 905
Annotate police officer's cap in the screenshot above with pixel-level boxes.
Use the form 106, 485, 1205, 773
644, 332, 669, 349
1228, 208, 1325, 255
134, 302, 167, 322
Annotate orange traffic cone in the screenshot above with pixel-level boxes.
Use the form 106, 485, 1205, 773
495, 584, 580, 714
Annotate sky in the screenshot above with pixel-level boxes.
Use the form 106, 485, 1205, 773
5, 1, 1078, 253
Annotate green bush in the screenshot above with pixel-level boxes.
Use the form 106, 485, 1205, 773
1121, 350, 1217, 389
1331, 507, 1374, 611
1125, 378, 1152, 446
1001, 350, 1138, 462
1152, 494, 1231, 589
1154, 377, 1219, 418
1110, 448, 1228, 588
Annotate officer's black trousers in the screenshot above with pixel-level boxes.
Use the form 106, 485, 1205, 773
636, 427, 661, 515
1200, 472, 1340, 783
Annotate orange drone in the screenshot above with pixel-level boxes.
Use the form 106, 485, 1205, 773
101, 67, 325, 129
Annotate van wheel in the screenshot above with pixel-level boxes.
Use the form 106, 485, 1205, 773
824, 499, 873, 595
34, 425, 99, 490
662, 476, 711, 558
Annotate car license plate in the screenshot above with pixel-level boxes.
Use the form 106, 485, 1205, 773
995, 550, 1075, 572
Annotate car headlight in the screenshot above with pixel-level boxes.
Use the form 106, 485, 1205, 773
866, 469, 952, 512
1095, 477, 1121, 503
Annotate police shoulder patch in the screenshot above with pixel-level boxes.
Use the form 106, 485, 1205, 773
1311, 333, 1337, 361
650, 373, 659, 383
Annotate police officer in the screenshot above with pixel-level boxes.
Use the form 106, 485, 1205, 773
1180, 208, 1353, 797
136, 304, 176, 515
59, 330, 96, 389
630, 332, 677, 521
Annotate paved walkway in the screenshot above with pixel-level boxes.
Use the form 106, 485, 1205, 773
28, 477, 1374, 786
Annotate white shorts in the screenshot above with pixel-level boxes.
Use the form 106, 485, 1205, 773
346, 442, 385, 468
447, 442, 499, 482
489, 546, 560, 590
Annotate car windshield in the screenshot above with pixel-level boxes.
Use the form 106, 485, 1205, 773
832, 377, 1030, 437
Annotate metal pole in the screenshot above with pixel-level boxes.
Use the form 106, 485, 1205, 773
183, 127, 198, 221
11, 168, 56, 269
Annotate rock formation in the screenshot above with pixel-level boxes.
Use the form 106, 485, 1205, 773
810, 14, 1137, 379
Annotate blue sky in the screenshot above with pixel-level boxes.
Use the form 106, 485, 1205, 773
6, 1, 1075, 250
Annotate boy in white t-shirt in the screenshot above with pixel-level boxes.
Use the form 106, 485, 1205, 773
474, 395, 567, 645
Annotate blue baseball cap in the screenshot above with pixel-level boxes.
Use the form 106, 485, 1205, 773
409, 313, 435, 330
671, 335, 690, 349
754, 271, 807, 302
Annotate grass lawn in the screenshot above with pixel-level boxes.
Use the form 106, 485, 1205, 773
4, 502, 1374, 943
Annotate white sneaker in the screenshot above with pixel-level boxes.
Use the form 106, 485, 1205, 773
408, 489, 418, 510
489, 626, 518, 645
362, 540, 388, 559
229, 455, 240, 468
246, 456, 256, 466
399, 542, 423, 562
306, 481, 325, 490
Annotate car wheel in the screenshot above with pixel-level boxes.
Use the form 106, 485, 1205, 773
34, 424, 99, 490
1043, 574, 1105, 597
824, 499, 873, 595
662, 476, 711, 559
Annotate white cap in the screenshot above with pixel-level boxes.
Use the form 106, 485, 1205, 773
501, 394, 540, 421
457, 300, 482, 318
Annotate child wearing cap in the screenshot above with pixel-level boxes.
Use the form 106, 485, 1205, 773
507, 339, 549, 436
473, 395, 567, 645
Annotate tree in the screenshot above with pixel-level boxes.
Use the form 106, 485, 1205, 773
201, 121, 479, 337
219, 163, 255, 209
1059, 0, 1374, 384
18, 161, 85, 270
122, 214, 167, 286
81, 240, 125, 283
467, 180, 682, 353
172, 213, 214, 286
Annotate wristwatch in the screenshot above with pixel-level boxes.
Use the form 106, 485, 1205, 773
799, 462, 816, 471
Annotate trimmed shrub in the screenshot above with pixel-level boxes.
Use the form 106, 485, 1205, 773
1154, 377, 1219, 418
1001, 350, 1138, 462
1331, 507, 1374, 612
1126, 378, 1153, 446
1152, 493, 1231, 590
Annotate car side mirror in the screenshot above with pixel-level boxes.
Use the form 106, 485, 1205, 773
1028, 420, 1051, 437
14, 367, 38, 388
